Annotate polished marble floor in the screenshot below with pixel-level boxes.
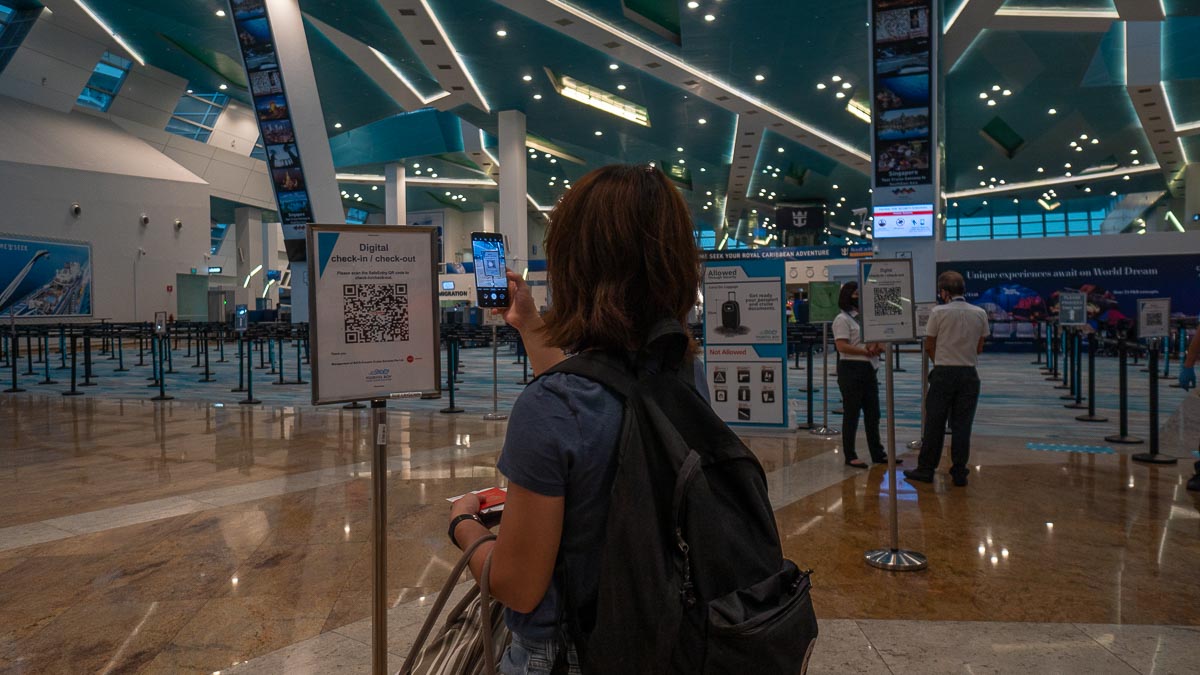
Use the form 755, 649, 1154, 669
1, 354, 1198, 674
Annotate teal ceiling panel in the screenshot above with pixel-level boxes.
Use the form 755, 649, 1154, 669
330, 109, 465, 169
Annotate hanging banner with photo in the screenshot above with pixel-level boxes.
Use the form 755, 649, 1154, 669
228, 0, 313, 261
869, 0, 938, 212
0, 234, 92, 317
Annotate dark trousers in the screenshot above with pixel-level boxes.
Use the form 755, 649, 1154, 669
918, 366, 981, 473
837, 361, 884, 462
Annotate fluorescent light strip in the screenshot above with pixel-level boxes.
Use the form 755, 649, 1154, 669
945, 164, 1161, 199
994, 7, 1119, 19
944, 0, 969, 33
846, 99, 871, 123
537, 0, 867, 163
74, 0, 145, 65
417, 0, 491, 112
559, 80, 649, 126
369, 46, 450, 105
262, 279, 276, 298
1166, 211, 1184, 232
336, 173, 497, 189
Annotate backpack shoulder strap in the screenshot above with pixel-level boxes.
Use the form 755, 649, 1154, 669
541, 351, 637, 399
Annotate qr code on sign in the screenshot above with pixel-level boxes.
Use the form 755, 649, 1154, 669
873, 286, 902, 316
1145, 312, 1163, 328
343, 284, 409, 343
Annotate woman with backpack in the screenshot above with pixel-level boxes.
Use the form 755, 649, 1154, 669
831, 281, 892, 468
445, 164, 704, 674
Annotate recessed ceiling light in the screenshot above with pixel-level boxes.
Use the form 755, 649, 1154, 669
1037, 167, 1044, 172
977, 165, 983, 170
778, 147, 784, 153
836, 92, 845, 99
609, 64, 619, 70
413, 162, 420, 168
978, 92, 987, 99
1002, 89, 1011, 96
617, 84, 626, 90
333, 122, 342, 129
816, 83, 826, 90
1123, 175, 1130, 180
698, 118, 707, 124
1091, 138, 1099, 144
1065, 171, 1072, 176
430, 172, 437, 177
677, 146, 684, 152
1064, 163, 1071, 168
186, 89, 193, 94
678, 159, 685, 164
594, 130, 603, 136
832, 184, 839, 189
841, 82, 851, 89
1075, 146, 1082, 152
1110, 191, 1118, 196
533, 94, 542, 100
704, 13, 715, 21
1013, 198, 1019, 203
979, 181, 986, 186
496, 29, 507, 37
1084, 187, 1091, 192
1070, 141, 1077, 147
832, 75, 842, 82
687, 1, 699, 7
700, 167, 706, 172
991, 84, 1001, 91
1132, 159, 1140, 165
987, 99, 996, 106
522, 75, 532, 82
1048, 108, 1057, 114
755, 74, 765, 82
1080, 134, 1088, 140
215, 9, 226, 17
219, 83, 228, 90
550, 158, 556, 163
1130, 149, 1138, 155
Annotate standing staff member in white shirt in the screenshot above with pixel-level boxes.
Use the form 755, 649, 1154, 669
904, 271, 989, 487
832, 281, 889, 468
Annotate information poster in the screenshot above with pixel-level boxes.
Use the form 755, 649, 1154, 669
0, 234, 92, 317
1058, 291, 1087, 327
858, 258, 915, 343
307, 225, 439, 405
915, 301, 936, 337
1137, 298, 1171, 338
870, 0, 934, 193
703, 260, 787, 427
808, 281, 841, 323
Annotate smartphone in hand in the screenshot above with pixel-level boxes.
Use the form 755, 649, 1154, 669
471, 232, 509, 308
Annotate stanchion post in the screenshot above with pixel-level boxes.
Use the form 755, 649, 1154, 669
796, 342, 815, 430
483, 325, 507, 421
1065, 331, 1087, 408
909, 338, 928, 449
199, 328, 215, 382
370, 398, 389, 675
440, 337, 464, 414
63, 331, 82, 396
232, 334, 246, 393
1074, 333, 1106, 421
1132, 340, 1175, 464
811, 322, 838, 436
59, 327, 68, 370
865, 343, 927, 572
239, 335, 261, 405
114, 329, 127, 372
80, 332, 96, 387
24, 331, 34, 375
3, 320, 23, 393
1105, 339, 1142, 444
39, 333, 56, 385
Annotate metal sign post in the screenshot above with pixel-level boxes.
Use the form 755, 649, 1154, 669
483, 316, 508, 421
858, 259, 926, 572
810, 322, 838, 437
307, 224, 439, 675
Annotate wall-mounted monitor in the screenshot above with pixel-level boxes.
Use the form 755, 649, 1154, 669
872, 203, 933, 239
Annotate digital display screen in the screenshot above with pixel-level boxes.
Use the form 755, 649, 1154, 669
872, 203, 934, 238
471, 233, 508, 307
441, 280, 455, 291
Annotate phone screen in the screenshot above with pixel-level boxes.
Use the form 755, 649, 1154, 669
471, 233, 509, 307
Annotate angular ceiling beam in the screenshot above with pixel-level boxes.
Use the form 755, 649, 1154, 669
944, 0, 1006, 70
1125, 20, 1188, 197
989, 14, 1116, 33
722, 115, 764, 227
1112, 0, 1165, 22
491, 0, 869, 174
376, 0, 491, 113
303, 13, 449, 112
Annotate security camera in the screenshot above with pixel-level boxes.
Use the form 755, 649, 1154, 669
138, 247, 147, 256
141, 214, 150, 226
71, 203, 82, 217
174, 219, 183, 230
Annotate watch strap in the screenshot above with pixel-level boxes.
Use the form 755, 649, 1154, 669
448, 512, 483, 546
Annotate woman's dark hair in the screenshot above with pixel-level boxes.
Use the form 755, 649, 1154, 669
540, 164, 700, 354
838, 281, 859, 312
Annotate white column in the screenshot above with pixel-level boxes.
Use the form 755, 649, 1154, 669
482, 202, 498, 233
1186, 164, 1200, 230
385, 163, 407, 225
234, 207, 264, 308
498, 110, 529, 270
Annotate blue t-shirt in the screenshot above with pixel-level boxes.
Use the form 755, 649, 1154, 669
496, 372, 623, 640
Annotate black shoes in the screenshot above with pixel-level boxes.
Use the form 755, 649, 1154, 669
903, 468, 934, 483
872, 456, 902, 465
951, 470, 969, 487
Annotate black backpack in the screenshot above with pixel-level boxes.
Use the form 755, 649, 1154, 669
544, 321, 818, 674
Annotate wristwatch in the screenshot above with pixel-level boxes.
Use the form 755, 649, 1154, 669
448, 513, 484, 546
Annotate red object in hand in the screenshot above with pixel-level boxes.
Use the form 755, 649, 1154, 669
476, 487, 507, 511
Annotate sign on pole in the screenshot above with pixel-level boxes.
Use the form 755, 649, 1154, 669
915, 301, 936, 338
1137, 298, 1171, 338
858, 259, 915, 343
702, 260, 788, 427
808, 281, 841, 324
234, 304, 249, 333
306, 224, 440, 405
1059, 291, 1088, 327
